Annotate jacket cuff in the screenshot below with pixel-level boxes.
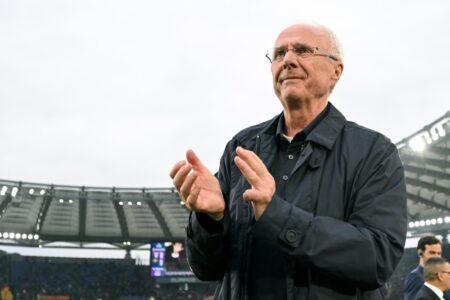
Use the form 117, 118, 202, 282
186, 211, 226, 252
251, 195, 313, 248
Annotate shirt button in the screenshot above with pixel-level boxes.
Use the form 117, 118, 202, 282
285, 230, 298, 243
288, 154, 294, 160
282, 175, 289, 181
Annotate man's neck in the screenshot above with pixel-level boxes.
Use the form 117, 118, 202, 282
283, 99, 328, 137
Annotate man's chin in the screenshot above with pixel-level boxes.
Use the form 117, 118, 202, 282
281, 94, 304, 110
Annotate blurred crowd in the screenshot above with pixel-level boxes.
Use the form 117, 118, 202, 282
2, 246, 449, 300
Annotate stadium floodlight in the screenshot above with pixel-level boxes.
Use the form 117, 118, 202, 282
33, 234, 39, 240
119, 201, 124, 206
419, 220, 425, 227
68, 199, 73, 204
445, 217, 450, 223
11, 187, 18, 197
0, 232, 2, 238
164, 242, 173, 247
414, 221, 420, 227
406, 116, 449, 152
128, 201, 132, 205
59, 199, 64, 203
408, 136, 426, 152
431, 218, 437, 225
29, 188, 34, 195
438, 217, 444, 224
180, 201, 185, 206
21, 233, 27, 239
27, 234, 33, 240
3, 233, 8, 239
15, 233, 21, 239
409, 222, 415, 228
137, 201, 141, 206
1, 186, 8, 196
425, 219, 431, 226
40, 189, 46, 195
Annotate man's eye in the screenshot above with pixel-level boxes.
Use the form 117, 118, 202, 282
294, 46, 313, 55
273, 49, 286, 59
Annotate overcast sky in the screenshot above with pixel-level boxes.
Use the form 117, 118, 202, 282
1, 0, 449, 188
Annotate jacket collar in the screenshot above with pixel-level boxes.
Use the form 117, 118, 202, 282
258, 102, 346, 151
305, 102, 346, 150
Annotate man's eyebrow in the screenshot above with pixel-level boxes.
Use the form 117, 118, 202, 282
274, 43, 309, 50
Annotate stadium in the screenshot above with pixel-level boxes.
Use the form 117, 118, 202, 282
0, 111, 448, 299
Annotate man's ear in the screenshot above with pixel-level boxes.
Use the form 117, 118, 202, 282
331, 62, 344, 81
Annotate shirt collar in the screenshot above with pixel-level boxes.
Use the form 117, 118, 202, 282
424, 282, 445, 300
276, 102, 331, 143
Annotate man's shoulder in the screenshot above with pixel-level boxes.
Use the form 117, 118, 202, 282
406, 265, 423, 281
342, 120, 394, 147
416, 284, 441, 300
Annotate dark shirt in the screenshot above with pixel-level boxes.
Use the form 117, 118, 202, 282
248, 104, 330, 299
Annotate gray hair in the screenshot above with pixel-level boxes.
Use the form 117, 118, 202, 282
319, 24, 344, 62
424, 257, 448, 281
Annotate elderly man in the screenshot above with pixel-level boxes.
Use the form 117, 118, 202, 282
170, 22, 407, 299
415, 257, 450, 300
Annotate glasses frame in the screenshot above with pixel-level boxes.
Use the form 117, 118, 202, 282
266, 44, 339, 63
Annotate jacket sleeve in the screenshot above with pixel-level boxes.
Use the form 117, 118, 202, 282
251, 135, 407, 289
404, 270, 423, 300
185, 140, 235, 281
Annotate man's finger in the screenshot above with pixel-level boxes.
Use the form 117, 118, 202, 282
169, 160, 186, 179
186, 184, 201, 210
234, 156, 260, 185
236, 146, 266, 172
172, 163, 192, 192
179, 171, 197, 201
186, 150, 208, 173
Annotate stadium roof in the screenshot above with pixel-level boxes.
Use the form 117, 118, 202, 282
397, 111, 450, 238
0, 182, 187, 249
0, 111, 449, 249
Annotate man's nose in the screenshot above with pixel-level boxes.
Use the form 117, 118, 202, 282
282, 49, 298, 68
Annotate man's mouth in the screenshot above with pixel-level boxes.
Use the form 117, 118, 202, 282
280, 76, 304, 83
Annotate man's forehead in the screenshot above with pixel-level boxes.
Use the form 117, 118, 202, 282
275, 24, 329, 47
425, 243, 442, 251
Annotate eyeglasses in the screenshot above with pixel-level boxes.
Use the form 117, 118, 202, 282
266, 43, 338, 63
439, 271, 450, 275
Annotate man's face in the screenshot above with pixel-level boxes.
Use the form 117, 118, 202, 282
421, 243, 442, 264
270, 24, 343, 109
438, 262, 450, 291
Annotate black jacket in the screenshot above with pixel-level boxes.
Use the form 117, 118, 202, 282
186, 103, 407, 299
415, 285, 442, 300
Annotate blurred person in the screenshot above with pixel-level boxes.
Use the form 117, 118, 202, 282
0, 285, 13, 300
405, 236, 450, 300
170, 21, 407, 299
415, 257, 450, 300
